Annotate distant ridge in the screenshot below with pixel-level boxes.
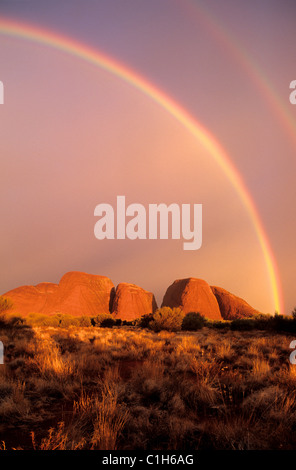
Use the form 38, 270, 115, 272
3, 271, 115, 318
2, 272, 261, 321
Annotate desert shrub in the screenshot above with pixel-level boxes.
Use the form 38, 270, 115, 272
207, 320, 231, 329
0, 296, 13, 313
136, 313, 154, 328
149, 307, 184, 332
228, 314, 296, 333
57, 314, 80, 328
268, 314, 296, 333
182, 312, 205, 331
122, 320, 135, 326
25, 313, 81, 327
101, 318, 116, 328
251, 314, 296, 333
249, 315, 271, 330
0, 312, 25, 329
78, 316, 92, 327
92, 313, 116, 328
25, 313, 60, 327
269, 313, 285, 330
230, 318, 256, 331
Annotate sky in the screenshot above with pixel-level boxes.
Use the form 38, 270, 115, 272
0, 0, 296, 315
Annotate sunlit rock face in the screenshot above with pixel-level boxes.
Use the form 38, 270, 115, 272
111, 282, 157, 321
3, 271, 115, 317
161, 278, 222, 320
211, 286, 260, 320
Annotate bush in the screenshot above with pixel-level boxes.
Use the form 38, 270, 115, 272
57, 314, 80, 328
149, 307, 184, 332
0, 296, 13, 313
26, 313, 60, 327
136, 313, 154, 328
92, 313, 116, 328
268, 314, 296, 333
100, 317, 116, 328
227, 314, 296, 333
182, 312, 205, 331
207, 320, 231, 329
122, 320, 136, 326
0, 313, 25, 329
78, 316, 92, 327
25, 313, 82, 327
230, 318, 256, 331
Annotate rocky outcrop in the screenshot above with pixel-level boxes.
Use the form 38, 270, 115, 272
3, 271, 115, 317
161, 278, 222, 320
111, 282, 157, 321
2, 271, 262, 321
211, 286, 260, 319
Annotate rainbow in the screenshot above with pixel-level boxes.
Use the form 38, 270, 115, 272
0, 16, 284, 314
184, 0, 296, 150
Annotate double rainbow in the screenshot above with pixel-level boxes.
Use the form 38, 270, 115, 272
0, 16, 284, 314
183, 0, 296, 150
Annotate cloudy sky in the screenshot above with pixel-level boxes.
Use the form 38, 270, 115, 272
1, 0, 295, 314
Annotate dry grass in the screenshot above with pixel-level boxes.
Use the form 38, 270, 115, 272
0, 321, 296, 449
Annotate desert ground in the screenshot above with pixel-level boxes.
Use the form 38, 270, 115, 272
1, 315, 296, 451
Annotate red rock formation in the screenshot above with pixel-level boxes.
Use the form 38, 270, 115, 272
3, 271, 115, 317
111, 282, 157, 321
2, 271, 261, 322
211, 286, 260, 319
161, 278, 222, 320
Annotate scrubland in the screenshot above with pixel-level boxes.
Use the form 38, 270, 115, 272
0, 316, 296, 450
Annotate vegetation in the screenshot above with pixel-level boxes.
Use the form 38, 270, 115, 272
92, 313, 116, 328
3, 307, 296, 335
135, 313, 154, 329
25, 313, 92, 328
182, 312, 205, 331
227, 314, 296, 333
149, 307, 185, 332
1, 312, 296, 450
0, 296, 13, 314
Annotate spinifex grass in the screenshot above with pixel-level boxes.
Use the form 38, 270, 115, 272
0, 321, 296, 449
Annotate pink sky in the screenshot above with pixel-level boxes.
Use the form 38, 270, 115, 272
1, 0, 296, 315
